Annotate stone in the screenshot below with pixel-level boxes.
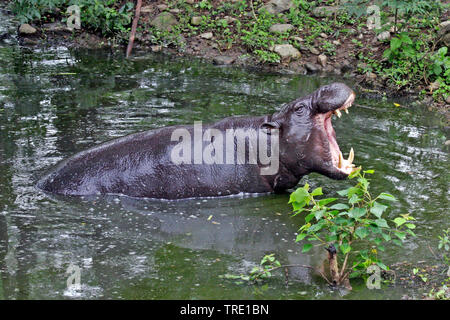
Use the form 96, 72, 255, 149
309, 47, 320, 55
272, 44, 301, 59
428, 81, 440, 91
317, 54, 327, 67
141, 5, 153, 13
445, 95, 450, 105
157, 4, 168, 11
19, 24, 37, 35
261, 0, 294, 15
377, 31, 390, 41
213, 55, 235, 65
320, 33, 328, 38
151, 45, 162, 52
438, 20, 450, 36
297, 44, 309, 52
332, 40, 340, 45
191, 16, 202, 25
224, 16, 237, 24
313, 6, 340, 18
305, 62, 321, 73
292, 36, 303, 42
170, 8, 181, 14
22, 37, 38, 45
150, 12, 178, 31
340, 60, 353, 73
200, 32, 213, 39
366, 72, 377, 81
42, 22, 71, 34
442, 33, 450, 47
185, 0, 195, 4
269, 24, 293, 33
333, 68, 342, 75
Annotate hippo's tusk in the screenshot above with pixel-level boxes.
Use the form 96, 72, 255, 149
348, 147, 354, 164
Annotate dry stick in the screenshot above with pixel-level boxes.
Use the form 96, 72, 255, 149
126, 0, 143, 58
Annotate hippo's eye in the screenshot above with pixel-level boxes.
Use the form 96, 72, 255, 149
294, 103, 306, 113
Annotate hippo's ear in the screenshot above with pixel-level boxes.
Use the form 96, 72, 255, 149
260, 121, 281, 135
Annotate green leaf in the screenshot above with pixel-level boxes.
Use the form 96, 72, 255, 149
311, 187, 323, 196
393, 217, 406, 227
318, 198, 337, 206
296, 233, 307, 242
290, 188, 309, 204
363, 169, 374, 174
370, 201, 388, 218
378, 193, 397, 201
314, 209, 326, 220
305, 212, 315, 223
376, 262, 388, 271
375, 219, 389, 228
308, 222, 324, 233
433, 64, 442, 76
291, 207, 305, 217
340, 243, 351, 254
349, 194, 361, 205
390, 37, 402, 51
349, 207, 367, 219
329, 203, 350, 210
381, 233, 391, 241
394, 231, 406, 240
347, 187, 360, 198
337, 188, 350, 196
355, 227, 369, 239
302, 243, 313, 253
405, 223, 416, 229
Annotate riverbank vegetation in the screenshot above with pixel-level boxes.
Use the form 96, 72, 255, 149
7, 0, 450, 107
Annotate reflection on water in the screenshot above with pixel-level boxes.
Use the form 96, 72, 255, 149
0, 14, 448, 300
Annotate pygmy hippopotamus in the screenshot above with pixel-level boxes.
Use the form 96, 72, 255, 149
37, 82, 357, 200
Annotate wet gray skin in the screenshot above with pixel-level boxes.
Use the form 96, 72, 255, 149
36, 82, 355, 199
0, 8, 449, 299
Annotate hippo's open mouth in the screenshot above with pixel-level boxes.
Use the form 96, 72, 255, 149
321, 92, 357, 175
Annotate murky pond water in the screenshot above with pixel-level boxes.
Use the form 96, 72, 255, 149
0, 11, 448, 301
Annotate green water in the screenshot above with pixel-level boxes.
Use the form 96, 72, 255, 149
0, 15, 449, 301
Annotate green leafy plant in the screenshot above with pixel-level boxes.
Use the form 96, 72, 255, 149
254, 49, 280, 63
291, 167, 416, 288
11, 0, 134, 35
11, 0, 67, 23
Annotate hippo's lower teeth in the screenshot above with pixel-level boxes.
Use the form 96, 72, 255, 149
335, 109, 342, 118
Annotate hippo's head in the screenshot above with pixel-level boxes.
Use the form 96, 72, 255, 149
264, 82, 357, 180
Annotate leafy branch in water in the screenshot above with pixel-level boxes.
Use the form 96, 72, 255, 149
290, 167, 416, 289
222, 168, 416, 291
